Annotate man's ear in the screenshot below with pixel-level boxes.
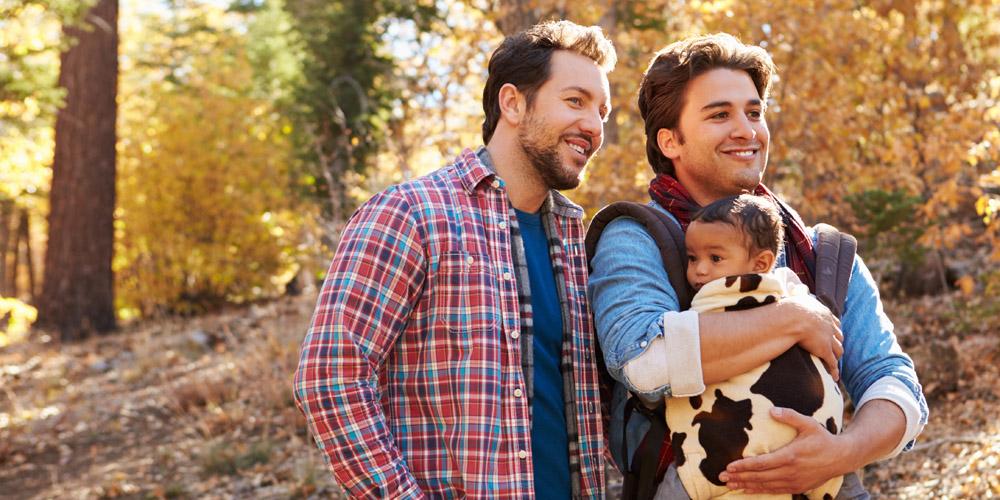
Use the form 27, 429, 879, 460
656, 128, 681, 160
498, 83, 526, 127
752, 250, 775, 273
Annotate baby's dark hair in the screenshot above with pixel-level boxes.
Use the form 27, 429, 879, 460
691, 194, 784, 257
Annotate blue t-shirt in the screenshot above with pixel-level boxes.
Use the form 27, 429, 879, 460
515, 208, 571, 499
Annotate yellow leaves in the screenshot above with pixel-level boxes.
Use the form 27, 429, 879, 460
976, 195, 1000, 224
984, 104, 1000, 124
880, 149, 896, 164
113, 1, 301, 317
0, 297, 38, 347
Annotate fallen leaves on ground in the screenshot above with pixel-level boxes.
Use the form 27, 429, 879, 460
1, 288, 997, 499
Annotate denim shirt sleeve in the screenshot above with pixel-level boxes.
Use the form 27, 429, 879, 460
588, 214, 680, 399
837, 250, 930, 451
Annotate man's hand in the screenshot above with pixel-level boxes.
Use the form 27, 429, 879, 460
718, 407, 856, 494
776, 295, 844, 381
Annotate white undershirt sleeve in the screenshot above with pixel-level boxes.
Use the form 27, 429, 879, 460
623, 310, 704, 397
854, 375, 926, 460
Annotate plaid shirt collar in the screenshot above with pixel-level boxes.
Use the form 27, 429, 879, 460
469, 146, 585, 221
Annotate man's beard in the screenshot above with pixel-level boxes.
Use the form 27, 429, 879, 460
518, 119, 585, 191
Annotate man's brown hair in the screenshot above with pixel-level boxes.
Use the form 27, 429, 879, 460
482, 20, 616, 145
638, 33, 776, 176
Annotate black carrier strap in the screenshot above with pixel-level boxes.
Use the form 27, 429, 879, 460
585, 201, 694, 310
813, 223, 857, 319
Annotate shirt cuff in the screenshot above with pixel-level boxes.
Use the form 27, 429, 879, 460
854, 375, 925, 460
622, 310, 704, 397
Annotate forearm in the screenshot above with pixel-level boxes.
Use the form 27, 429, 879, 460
853, 376, 926, 459
698, 303, 802, 385
837, 399, 907, 472
718, 401, 906, 494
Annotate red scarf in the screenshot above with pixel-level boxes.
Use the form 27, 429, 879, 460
648, 174, 817, 290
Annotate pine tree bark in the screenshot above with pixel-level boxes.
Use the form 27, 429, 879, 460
37, 0, 118, 341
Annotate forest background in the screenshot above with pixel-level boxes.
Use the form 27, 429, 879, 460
1, 0, 999, 498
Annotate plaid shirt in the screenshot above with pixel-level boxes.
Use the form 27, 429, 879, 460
293, 148, 605, 499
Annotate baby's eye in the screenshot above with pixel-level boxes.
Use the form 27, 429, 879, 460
687, 255, 697, 263
711, 255, 723, 263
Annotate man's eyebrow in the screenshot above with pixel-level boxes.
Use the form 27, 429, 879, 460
563, 85, 594, 97
700, 98, 762, 111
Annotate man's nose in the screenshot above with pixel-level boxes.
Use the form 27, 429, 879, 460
580, 109, 603, 142
731, 114, 756, 140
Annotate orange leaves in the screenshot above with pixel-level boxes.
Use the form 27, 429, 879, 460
956, 275, 976, 296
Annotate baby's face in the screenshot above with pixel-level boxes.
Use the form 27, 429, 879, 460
685, 220, 758, 291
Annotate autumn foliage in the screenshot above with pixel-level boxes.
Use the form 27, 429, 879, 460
114, 2, 301, 316
1, 0, 999, 321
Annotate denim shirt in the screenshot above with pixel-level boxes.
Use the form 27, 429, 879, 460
587, 202, 929, 469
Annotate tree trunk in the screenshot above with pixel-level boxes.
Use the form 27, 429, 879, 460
0, 200, 11, 298
597, 2, 619, 145
17, 209, 36, 300
37, 0, 118, 341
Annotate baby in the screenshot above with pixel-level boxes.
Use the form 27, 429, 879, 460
666, 194, 848, 500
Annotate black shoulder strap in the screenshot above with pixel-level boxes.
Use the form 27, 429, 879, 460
585, 201, 693, 310
813, 223, 857, 319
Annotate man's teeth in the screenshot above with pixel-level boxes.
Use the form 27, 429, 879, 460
568, 143, 586, 155
731, 150, 754, 157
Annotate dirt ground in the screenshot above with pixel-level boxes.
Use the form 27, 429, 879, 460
1, 291, 997, 499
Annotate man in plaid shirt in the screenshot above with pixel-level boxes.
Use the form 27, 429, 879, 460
293, 20, 617, 499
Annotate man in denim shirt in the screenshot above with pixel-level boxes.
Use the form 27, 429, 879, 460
588, 33, 928, 499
